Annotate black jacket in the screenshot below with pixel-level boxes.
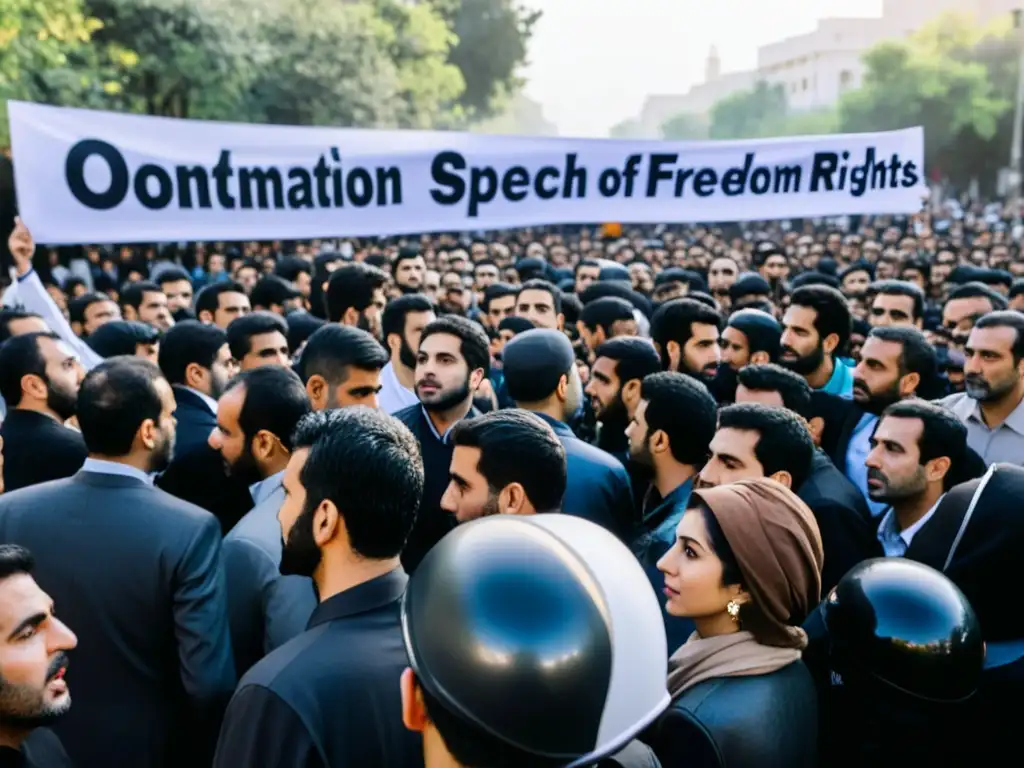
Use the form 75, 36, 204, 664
156, 386, 253, 533
797, 449, 882, 594
0, 469, 237, 768
643, 662, 817, 768
0, 730, 73, 768
394, 403, 479, 573
0, 410, 86, 492
213, 568, 421, 768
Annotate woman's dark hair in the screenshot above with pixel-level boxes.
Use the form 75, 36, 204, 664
693, 500, 743, 587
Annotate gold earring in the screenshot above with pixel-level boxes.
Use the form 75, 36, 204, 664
726, 600, 741, 623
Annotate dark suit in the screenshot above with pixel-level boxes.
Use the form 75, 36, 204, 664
222, 472, 317, 677
534, 412, 635, 540
797, 450, 882, 593
0, 468, 237, 768
157, 386, 253, 533
0, 410, 86, 492
213, 569, 421, 768
2, 729, 73, 768
394, 404, 479, 573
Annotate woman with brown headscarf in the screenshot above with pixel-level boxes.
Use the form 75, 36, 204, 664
641, 478, 824, 768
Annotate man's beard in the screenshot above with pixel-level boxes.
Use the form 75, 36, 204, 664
209, 369, 229, 400
280, 501, 323, 578
965, 372, 1018, 403
417, 378, 471, 413
630, 434, 655, 466
867, 466, 927, 503
595, 395, 629, 452
780, 343, 825, 376
226, 448, 262, 487
0, 652, 72, 730
398, 335, 417, 370
853, 378, 901, 415
148, 428, 175, 473
47, 381, 78, 422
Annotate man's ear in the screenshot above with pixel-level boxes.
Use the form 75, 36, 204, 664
198, 310, 214, 325
401, 668, 428, 733
19, 373, 47, 402
251, 430, 280, 462
807, 416, 825, 447
750, 350, 770, 366
622, 378, 641, 409
556, 313, 565, 332
185, 362, 207, 390
306, 375, 327, 411
122, 305, 137, 321
311, 499, 341, 548
666, 341, 681, 372
342, 307, 360, 327
822, 332, 840, 356
500, 483, 529, 515
925, 455, 952, 485
898, 372, 920, 397
768, 470, 793, 489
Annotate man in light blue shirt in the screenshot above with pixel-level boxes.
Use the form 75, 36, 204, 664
780, 285, 855, 400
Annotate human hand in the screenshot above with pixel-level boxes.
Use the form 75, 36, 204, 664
7, 216, 35, 276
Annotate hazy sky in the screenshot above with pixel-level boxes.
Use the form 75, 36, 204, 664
521, 0, 884, 137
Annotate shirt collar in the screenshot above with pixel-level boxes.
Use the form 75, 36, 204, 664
420, 405, 476, 444
877, 493, 945, 552
530, 411, 575, 439
250, 470, 286, 505
184, 386, 219, 415
643, 477, 694, 526
307, 567, 408, 629
81, 457, 155, 486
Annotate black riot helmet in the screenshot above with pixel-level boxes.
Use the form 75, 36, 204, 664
401, 515, 669, 768
822, 558, 985, 704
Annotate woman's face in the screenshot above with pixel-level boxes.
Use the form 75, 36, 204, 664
657, 507, 740, 619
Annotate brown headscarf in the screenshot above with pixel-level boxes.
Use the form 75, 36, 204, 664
691, 478, 824, 649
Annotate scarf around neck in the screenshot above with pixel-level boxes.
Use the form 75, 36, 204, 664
666, 630, 803, 698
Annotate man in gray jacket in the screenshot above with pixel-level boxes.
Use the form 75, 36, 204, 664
212, 366, 314, 677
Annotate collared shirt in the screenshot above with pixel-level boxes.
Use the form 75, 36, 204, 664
935, 391, 1024, 466
421, 406, 459, 444
845, 412, 887, 518
186, 386, 219, 416
249, 470, 285, 505
378, 362, 419, 415
820, 357, 855, 399
876, 494, 944, 557
81, 457, 154, 486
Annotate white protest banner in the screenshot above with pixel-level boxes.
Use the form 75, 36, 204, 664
8, 101, 926, 244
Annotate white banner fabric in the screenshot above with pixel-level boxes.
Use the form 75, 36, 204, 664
8, 101, 926, 244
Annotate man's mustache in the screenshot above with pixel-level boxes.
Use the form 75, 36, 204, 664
47, 651, 70, 681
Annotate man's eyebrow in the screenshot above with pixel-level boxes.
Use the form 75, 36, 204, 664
7, 611, 46, 641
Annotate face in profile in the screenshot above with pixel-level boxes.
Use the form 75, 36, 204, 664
277, 448, 323, 579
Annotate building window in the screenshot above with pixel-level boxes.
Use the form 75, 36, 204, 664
840, 70, 853, 88
802, 78, 808, 91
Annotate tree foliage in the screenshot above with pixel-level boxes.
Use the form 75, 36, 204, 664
660, 112, 708, 140
838, 11, 1015, 188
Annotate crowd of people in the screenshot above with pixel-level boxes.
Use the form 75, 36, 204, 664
0, 200, 1022, 768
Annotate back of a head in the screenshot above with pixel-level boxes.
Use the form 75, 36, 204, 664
250, 275, 300, 310
822, 558, 984, 703
736, 364, 813, 419
451, 410, 567, 513
579, 297, 635, 334
290, 408, 424, 559
224, 366, 311, 450
650, 298, 722, 350
326, 263, 388, 322
87, 320, 161, 359
77, 356, 165, 457
0, 332, 60, 408
502, 328, 574, 403
402, 514, 669, 768
285, 311, 326, 354
593, 337, 661, 385
728, 308, 782, 359
157, 320, 227, 386
718, 402, 815, 489
298, 324, 387, 385
641, 371, 717, 466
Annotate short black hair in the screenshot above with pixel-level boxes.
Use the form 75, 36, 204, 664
946, 282, 1008, 311
119, 280, 162, 312
299, 324, 387, 386
880, 400, 969, 491
392, 248, 424, 270
382, 294, 434, 344
450, 410, 566, 512
325, 263, 388, 322
592, 337, 661, 385
0, 331, 61, 407
275, 257, 312, 282
195, 281, 247, 318
480, 283, 518, 313
515, 279, 563, 315
68, 292, 112, 327
419, 317, 490, 377
736, 363, 813, 419
157, 320, 227, 386
250, 275, 300, 311
291, 408, 424, 559
0, 544, 33, 582
86, 320, 161, 359
0, 308, 43, 343
284, 311, 325, 354
579, 296, 635, 335
868, 325, 937, 385
640, 371, 717, 465
869, 279, 925, 320
973, 310, 1024, 363
226, 311, 288, 361
1010, 278, 1024, 300
77, 357, 165, 456
155, 267, 191, 287
788, 284, 852, 353
650, 297, 723, 352
223, 366, 311, 452
717, 403, 814, 489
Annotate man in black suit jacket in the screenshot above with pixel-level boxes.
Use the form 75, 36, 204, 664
0, 332, 86, 491
154, 321, 253, 532
0, 358, 236, 768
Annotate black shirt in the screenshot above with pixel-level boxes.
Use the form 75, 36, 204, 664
0, 410, 86, 492
0, 730, 73, 768
213, 568, 421, 768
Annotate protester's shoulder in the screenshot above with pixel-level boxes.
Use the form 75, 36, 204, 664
237, 625, 324, 694
392, 404, 423, 429
0, 476, 78, 510
563, 436, 629, 476
933, 391, 969, 411
144, 485, 222, 532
